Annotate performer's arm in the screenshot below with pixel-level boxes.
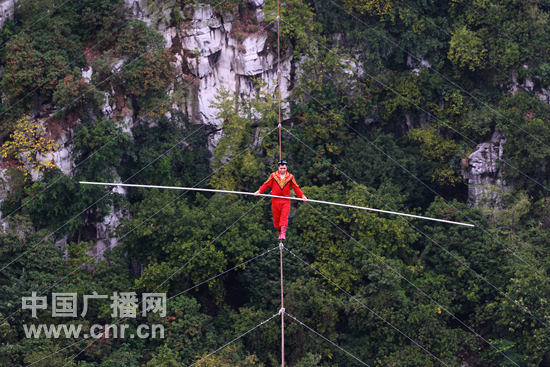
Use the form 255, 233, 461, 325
290, 177, 307, 201
255, 174, 273, 196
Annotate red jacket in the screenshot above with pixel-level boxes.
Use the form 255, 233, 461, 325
258, 172, 305, 198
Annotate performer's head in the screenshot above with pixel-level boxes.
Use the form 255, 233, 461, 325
277, 160, 288, 175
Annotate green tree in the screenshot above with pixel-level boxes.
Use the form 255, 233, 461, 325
119, 192, 272, 299
209, 82, 279, 192
497, 92, 550, 196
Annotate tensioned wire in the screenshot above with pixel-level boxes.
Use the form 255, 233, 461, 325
14, 20, 540, 367
281, 16, 550, 284
0, 14, 276, 274
63, 20, 536, 367
2, 125, 278, 326
327, 0, 550, 155
74, 8, 548, 367
0, 0, 235, 221
283, 247, 452, 366
285, 312, 371, 367
0, 2, 440, 365
25, 128, 278, 366
23, 23, 504, 367
7, 4, 540, 366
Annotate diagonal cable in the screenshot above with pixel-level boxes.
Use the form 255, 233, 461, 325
0, 0, 238, 221
327, 0, 550, 153
61, 196, 270, 366
1, 15, 275, 270
287, 125, 550, 332
284, 247, 451, 366
300, 200, 521, 367
188, 313, 279, 367
280, 16, 550, 196
285, 312, 371, 367
2, 126, 277, 325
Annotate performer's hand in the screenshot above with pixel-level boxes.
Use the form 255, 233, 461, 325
254, 191, 260, 196
302, 195, 307, 202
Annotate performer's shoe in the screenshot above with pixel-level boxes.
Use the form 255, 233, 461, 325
277, 227, 281, 239
279, 226, 287, 240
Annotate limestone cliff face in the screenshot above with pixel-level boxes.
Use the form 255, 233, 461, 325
124, 0, 292, 128
0, 0, 15, 29
462, 131, 507, 207
0, 0, 291, 251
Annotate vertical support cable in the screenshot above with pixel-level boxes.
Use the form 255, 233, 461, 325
277, 0, 282, 161
279, 241, 285, 367
277, 0, 284, 363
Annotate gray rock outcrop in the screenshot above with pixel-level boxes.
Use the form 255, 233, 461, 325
462, 130, 507, 207
0, 0, 16, 29
171, 4, 292, 127
120, 1, 292, 127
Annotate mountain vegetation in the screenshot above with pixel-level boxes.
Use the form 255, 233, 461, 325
1, 0, 550, 365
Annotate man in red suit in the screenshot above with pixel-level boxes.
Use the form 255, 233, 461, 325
254, 160, 307, 240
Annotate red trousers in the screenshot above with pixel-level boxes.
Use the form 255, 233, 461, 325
272, 198, 291, 229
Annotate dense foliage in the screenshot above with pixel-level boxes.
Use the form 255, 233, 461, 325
1, 0, 550, 366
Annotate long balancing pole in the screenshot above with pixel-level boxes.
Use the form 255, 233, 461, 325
79, 182, 475, 227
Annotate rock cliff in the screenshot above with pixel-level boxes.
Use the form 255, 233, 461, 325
462, 130, 507, 207
124, 0, 292, 128
0, 0, 292, 254
0, 0, 15, 29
